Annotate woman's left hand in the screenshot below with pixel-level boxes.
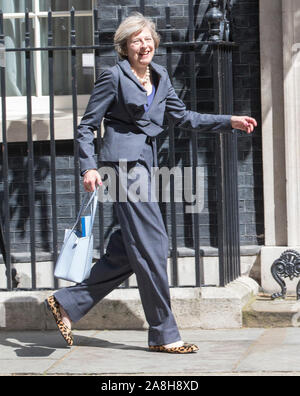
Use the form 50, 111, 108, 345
231, 115, 257, 134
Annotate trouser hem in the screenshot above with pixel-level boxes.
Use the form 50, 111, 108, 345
54, 289, 85, 323
148, 327, 181, 346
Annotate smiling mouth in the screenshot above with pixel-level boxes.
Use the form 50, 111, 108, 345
139, 51, 151, 56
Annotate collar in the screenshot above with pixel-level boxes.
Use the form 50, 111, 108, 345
117, 59, 165, 91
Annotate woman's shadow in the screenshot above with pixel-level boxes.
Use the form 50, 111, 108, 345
0, 331, 146, 358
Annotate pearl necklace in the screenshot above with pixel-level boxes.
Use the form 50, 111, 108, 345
131, 66, 151, 85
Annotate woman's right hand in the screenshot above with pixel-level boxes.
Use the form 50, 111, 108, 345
83, 169, 103, 192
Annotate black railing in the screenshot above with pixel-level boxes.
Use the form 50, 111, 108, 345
0, 0, 240, 291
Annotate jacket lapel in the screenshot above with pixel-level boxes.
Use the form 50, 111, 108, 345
117, 59, 168, 100
117, 59, 147, 93
117, 59, 168, 125
147, 62, 168, 115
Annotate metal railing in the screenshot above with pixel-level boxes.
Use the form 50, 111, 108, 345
0, 0, 240, 290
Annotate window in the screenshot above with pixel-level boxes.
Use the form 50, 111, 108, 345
0, 0, 95, 141
1, 0, 94, 97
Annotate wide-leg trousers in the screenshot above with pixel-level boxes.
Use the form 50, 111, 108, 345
54, 140, 181, 346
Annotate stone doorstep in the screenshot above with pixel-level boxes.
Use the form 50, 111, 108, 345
243, 294, 300, 328
0, 276, 259, 331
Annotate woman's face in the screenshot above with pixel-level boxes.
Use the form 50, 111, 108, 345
126, 27, 155, 69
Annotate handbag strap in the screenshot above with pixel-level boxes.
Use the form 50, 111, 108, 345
58, 187, 99, 257
69, 187, 99, 236
89, 188, 99, 231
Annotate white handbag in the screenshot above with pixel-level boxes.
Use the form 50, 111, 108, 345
54, 188, 98, 283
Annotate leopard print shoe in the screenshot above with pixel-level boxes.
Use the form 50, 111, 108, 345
45, 295, 73, 347
149, 343, 199, 354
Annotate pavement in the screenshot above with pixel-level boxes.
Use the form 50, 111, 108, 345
1, 327, 300, 376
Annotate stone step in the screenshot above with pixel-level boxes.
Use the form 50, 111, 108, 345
243, 294, 300, 328
0, 277, 259, 331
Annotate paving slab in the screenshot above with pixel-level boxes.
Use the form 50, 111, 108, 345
0, 328, 300, 375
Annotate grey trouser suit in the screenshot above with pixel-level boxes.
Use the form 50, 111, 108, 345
54, 138, 182, 346
55, 59, 232, 346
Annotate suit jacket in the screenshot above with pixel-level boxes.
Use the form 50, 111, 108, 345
77, 59, 232, 174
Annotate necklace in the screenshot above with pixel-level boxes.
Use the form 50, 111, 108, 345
131, 66, 151, 85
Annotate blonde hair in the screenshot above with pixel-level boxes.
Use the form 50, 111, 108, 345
114, 13, 160, 59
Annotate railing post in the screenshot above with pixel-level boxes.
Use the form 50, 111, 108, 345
93, 8, 101, 78
139, 0, 145, 15
165, 6, 178, 287
48, 9, 59, 289
187, 0, 203, 287
25, 8, 37, 289
0, 10, 13, 290
93, 8, 105, 260
70, 7, 81, 220
206, 0, 241, 286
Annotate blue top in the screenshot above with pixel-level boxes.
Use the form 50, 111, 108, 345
144, 85, 156, 112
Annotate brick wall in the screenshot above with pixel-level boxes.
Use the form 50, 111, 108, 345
2, 0, 263, 253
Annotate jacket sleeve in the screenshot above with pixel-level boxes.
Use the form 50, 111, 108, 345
77, 69, 117, 175
165, 76, 232, 132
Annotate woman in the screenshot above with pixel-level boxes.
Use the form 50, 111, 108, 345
45, 13, 257, 353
